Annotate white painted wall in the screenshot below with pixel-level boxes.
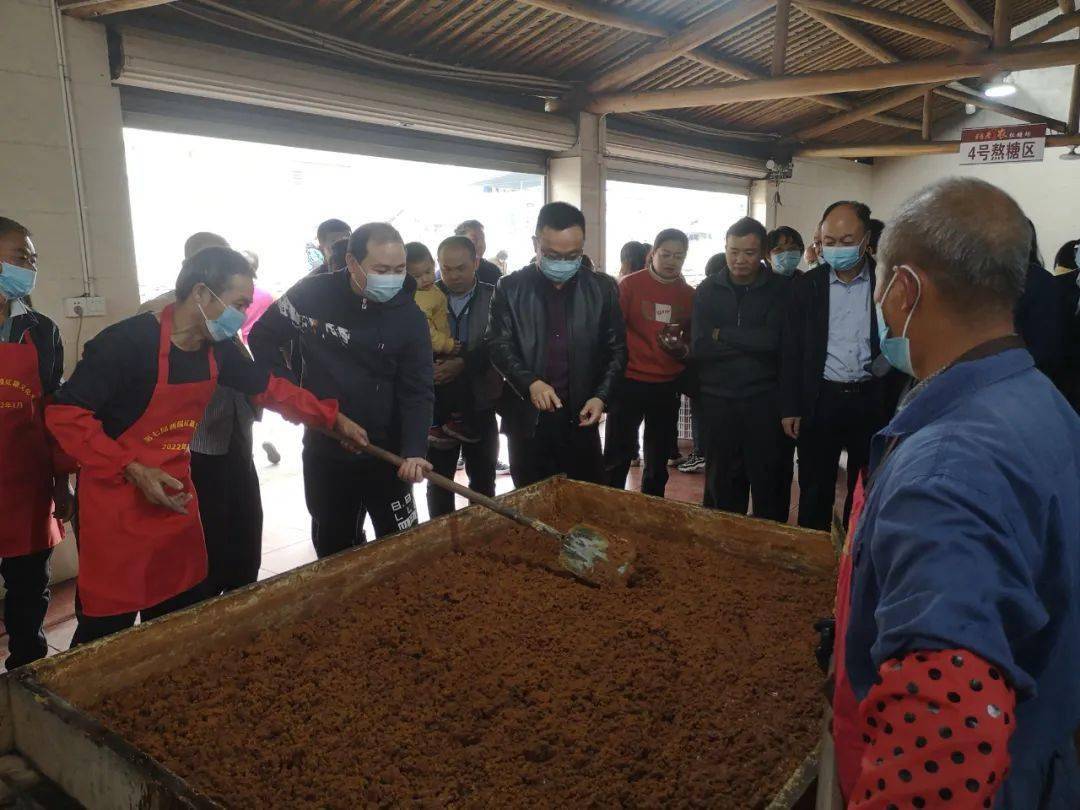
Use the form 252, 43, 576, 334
2, 0, 141, 357
870, 11, 1080, 263
756, 157, 875, 244
2, 0, 141, 583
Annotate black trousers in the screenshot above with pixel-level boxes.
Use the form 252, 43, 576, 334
508, 412, 603, 489
191, 432, 263, 599
426, 410, 498, 519
1, 548, 52, 669
701, 392, 787, 522
797, 381, 880, 530
303, 449, 418, 559
71, 583, 203, 647
603, 378, 681, 497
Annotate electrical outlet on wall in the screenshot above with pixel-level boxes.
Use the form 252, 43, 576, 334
63, 296, 106, 318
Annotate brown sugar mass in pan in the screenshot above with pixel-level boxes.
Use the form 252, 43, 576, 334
92, 523, 832, 809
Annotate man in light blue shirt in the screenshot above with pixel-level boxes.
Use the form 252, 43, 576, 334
781, 201, 901, 529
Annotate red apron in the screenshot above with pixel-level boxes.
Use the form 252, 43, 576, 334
76, 306, 216, 617
0, 335, 63, 556
832, 471, 868, 802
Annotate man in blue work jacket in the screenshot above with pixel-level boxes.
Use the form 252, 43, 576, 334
832, 177, 1080, 809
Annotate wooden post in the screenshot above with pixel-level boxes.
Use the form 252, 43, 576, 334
587, 40, 1080, 114
1058, 0, 1075, 13
772, 0, 793, 76
993, 0, 1011, 47
1069, 65, 1080, 135
922, 91, 934, 139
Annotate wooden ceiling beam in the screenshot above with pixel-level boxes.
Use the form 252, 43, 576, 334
1014, 9, 1080, 44
792, 0, 988, 49
796, 134, 1080, 157
922, 90, 934, 139
59, 0, 176, 17
942, 0, 994, 36
1069, 65, 1080, 135
934, 86, 1068, 131
1058, 0, 1075, 13
798, 7, 899, 62
587, 39, 1080, 113
772, 0, 793, 75
585, 0, 776, 94
794, 83, 941, 138
992, 0, 1011, 47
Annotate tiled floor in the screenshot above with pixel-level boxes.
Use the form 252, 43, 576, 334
1, 413, 844, 666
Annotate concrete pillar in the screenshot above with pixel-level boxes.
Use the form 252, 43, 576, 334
1, 0, 141, 584
1, 0, 140, 367
547, 112, 607, 272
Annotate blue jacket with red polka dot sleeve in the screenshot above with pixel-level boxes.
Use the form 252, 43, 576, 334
845, 344, 1080, 809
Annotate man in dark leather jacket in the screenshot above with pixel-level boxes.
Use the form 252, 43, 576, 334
486, 202, 627, 487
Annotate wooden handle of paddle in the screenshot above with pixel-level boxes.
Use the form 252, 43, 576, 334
358, 440, 565, 542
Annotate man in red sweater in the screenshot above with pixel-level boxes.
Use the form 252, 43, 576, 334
604, 229, 694, 497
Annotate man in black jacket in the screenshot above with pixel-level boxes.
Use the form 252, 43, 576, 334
426, 236, 503, 517
250, 222, 434, 558
486, 202, 626, 487
693, 216, 788, 521
780, 201, 897, 530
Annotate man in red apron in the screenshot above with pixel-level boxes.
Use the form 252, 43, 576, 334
47, 247, 369, 645
831, 178, 1080, 808
0, 218, 74, 669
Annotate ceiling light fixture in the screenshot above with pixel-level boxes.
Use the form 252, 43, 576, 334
984, 74, 1017, 98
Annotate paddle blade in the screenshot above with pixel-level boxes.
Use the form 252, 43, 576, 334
558, 524, 637, 588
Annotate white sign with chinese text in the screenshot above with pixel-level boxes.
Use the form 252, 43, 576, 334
960, 124, 1046, 166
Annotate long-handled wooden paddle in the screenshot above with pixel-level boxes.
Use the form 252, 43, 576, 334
361, 441, 637, 588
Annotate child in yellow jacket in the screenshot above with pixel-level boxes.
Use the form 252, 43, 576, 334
406, 243, 478, 446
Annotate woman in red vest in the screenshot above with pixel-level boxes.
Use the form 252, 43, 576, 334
0, 217, 75, 669
47, 247, 368, 645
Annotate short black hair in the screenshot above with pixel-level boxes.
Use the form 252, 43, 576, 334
347, 223, 404, 264
705, 253, 728, 277
868, 219, 885, 252
767, 226, 804, 253
405, 242, 433, 265
1054, 239, 1079, 271
0, 217, 31, 240
183, 232, 228, 259
653, 228, 689, 251
329, 238, 349, 273
821, 201, 872, 232
535, 202, 586, 236
725, 217, 767, 249
454, 220, 484, 236
175, 246, 255, 300
619, 241, 649, 271
317, 218, 351, 244
438, 235, 477, 261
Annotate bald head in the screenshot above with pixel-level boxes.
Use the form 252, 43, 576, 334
877, 177, 1027, 314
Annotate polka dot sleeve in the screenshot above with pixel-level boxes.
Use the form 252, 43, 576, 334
849, 648, 1014, 810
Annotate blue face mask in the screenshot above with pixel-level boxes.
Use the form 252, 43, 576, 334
0, 262, 37, 300
539, 255, 582, 284
771, 250, 801, 276
199, 289, 246, 343
876, 266, 921, 377
353, 268, 405, 303
822, 241, 866, 272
